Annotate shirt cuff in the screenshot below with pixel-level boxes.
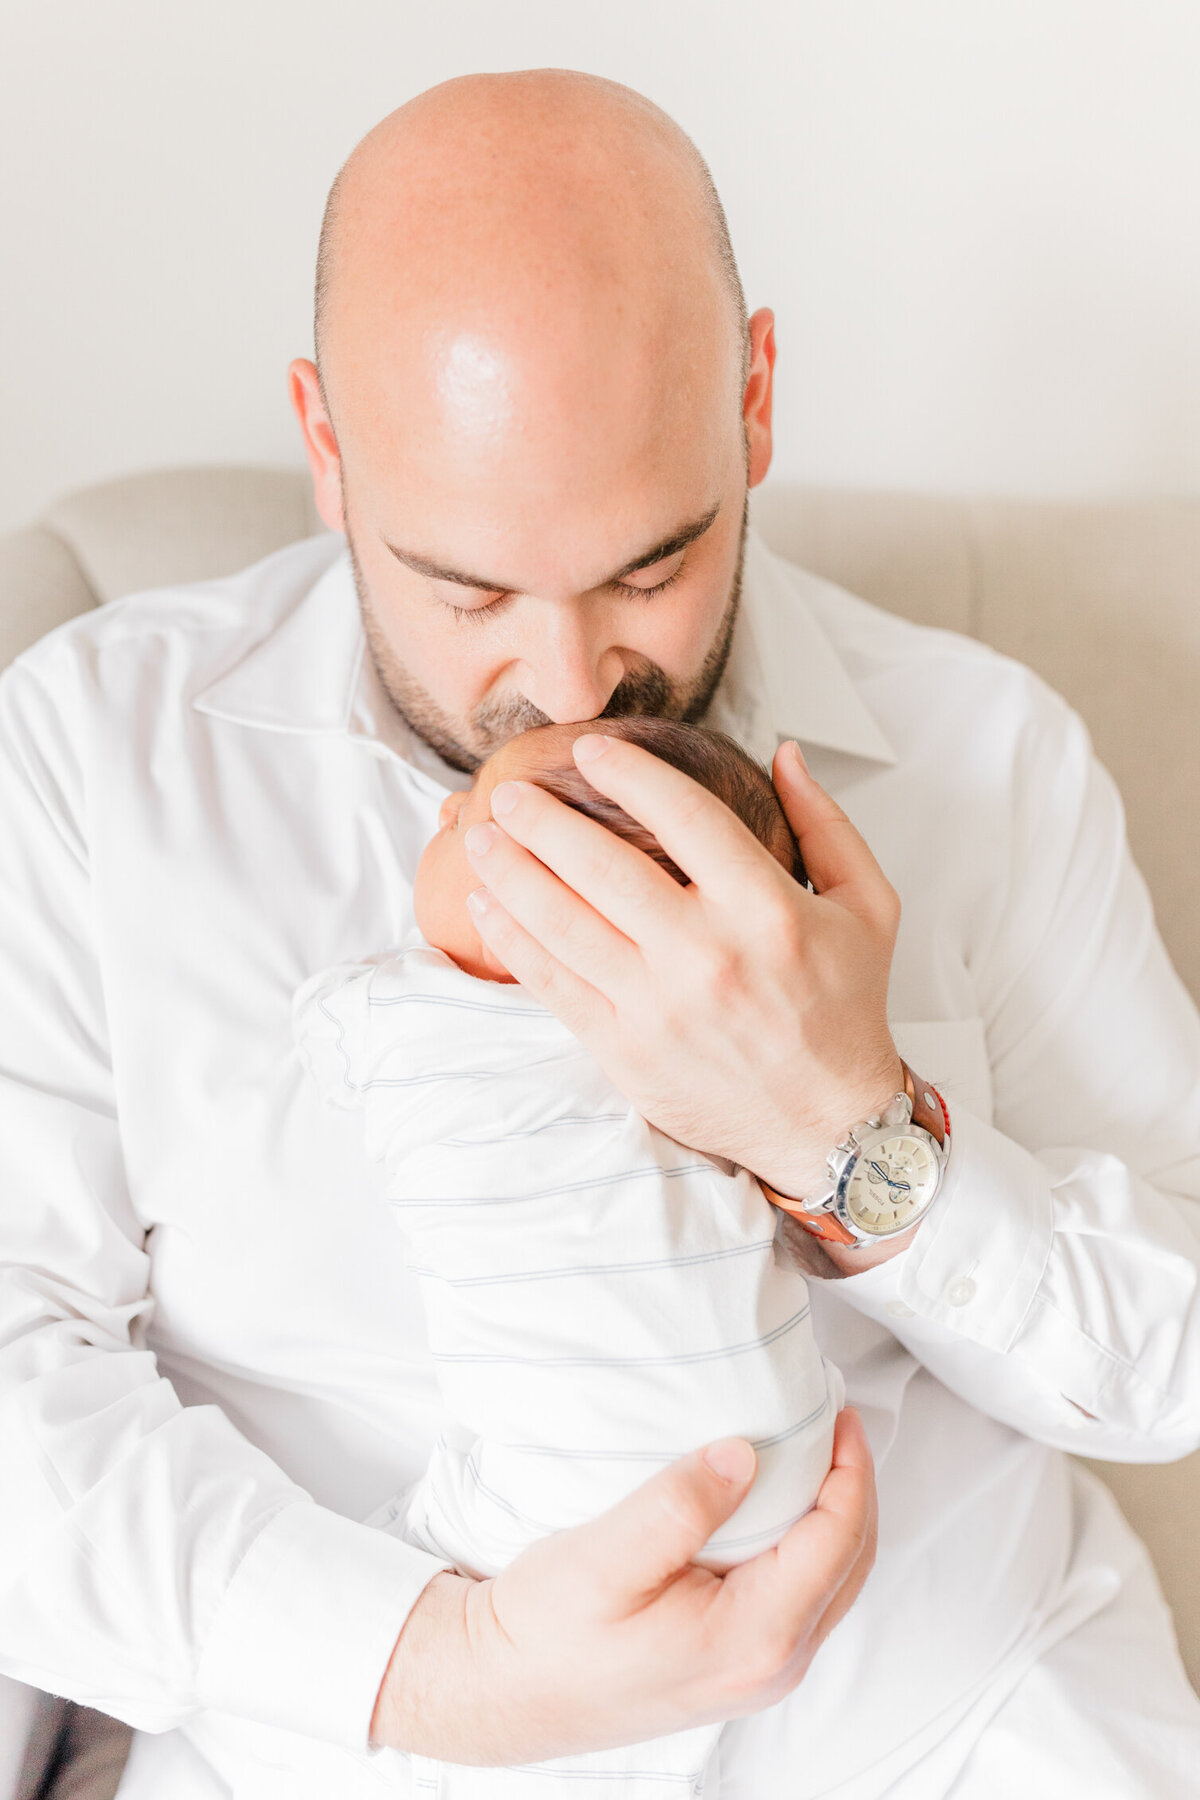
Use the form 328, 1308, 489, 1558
291, 964, 372, 1112
833, 1105, 1054, 1351
196, 1498, 451, 1750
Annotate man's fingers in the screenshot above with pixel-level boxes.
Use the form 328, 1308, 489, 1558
466, 823, 642, 1002
570, 735, 786, 902
487, 778, 688, 951
466, 887, 613, 1039
811, 1474, 878, 1645
772, 742, 899, 928
716, 1407, 876, 1665
566, 1438, 758, 1609
776, 1407, 877, 1613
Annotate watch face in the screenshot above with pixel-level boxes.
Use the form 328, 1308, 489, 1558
843, 1132, 940, 1236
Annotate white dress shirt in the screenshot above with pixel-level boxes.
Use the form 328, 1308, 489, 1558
1, 528, 1199, 1799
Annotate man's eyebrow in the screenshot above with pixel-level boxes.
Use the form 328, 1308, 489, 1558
609, 505, 721, 581
381, 504, 722, 593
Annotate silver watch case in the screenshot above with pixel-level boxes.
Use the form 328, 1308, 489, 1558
801, 1090, 949, 1242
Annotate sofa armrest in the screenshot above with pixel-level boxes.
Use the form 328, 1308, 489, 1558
0, 525, 97, 674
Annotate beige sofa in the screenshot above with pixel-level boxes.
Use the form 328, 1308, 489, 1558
1, 468, 1197, 1789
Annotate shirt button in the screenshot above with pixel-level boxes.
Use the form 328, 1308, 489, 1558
886, 1300, 915, 1319
945, 1276, 976, 1307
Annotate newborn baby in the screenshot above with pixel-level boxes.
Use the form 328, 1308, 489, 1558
294, 718, 843, 1800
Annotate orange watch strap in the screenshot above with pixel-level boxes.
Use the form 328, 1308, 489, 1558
903, 1062, 950, 1148
791, 1207, 858, 1246
758, 1178, 857, 1242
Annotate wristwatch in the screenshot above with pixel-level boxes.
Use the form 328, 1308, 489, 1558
763, 1062, 951, 1249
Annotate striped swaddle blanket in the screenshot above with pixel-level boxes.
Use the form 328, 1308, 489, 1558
294, 931, 843, 1799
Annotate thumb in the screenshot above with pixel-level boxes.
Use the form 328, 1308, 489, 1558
772, 740, 892, 918
571, 1439, 757, 1607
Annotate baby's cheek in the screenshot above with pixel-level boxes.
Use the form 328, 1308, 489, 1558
412, 837, 442, 943
414, 832, 475, 961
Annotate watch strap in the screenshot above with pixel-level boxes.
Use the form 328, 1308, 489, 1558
787, 1201, 859, 1246
763, 1062, 949, 1245
904, 1062, 950, 1148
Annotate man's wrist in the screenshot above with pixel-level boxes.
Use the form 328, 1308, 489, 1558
767, 1058, 906, 1202
370, 1569, 472, 1753
763, 1058, 948, 1274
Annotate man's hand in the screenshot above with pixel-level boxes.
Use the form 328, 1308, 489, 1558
371, 1409, 876, 1763
464, 734, 903, 1201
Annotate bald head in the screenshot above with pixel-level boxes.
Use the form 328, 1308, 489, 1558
290, 70, 774, 774
313, 70, 749, 422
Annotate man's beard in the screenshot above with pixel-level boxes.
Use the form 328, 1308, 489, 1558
348, 501, 748, 774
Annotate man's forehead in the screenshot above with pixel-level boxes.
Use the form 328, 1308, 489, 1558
343, 321, 735, 527
349, 332, 736, 593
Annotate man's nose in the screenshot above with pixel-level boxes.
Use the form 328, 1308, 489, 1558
517, 619, 623, 724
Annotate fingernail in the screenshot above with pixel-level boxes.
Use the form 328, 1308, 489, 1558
465, 822, 499, 857
466, 886, 491, 918
574, 734, 611, 765
703, 1437, 756, 1484
490, 781, 523, 818
786, 739, 809, 774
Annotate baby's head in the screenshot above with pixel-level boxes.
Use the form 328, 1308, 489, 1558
414, 719, 803, 982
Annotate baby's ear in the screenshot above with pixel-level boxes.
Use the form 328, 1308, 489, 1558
439, 789, 468, 829
478, 939, 519, 985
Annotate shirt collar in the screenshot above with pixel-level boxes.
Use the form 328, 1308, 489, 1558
192, 526, 895, 774
705, 530, 896, 767
193, 543, 364, 737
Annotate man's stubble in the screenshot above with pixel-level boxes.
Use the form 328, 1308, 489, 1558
347, 498, 748, 774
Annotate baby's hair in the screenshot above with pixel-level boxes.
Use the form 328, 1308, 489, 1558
532, 718, 807, 888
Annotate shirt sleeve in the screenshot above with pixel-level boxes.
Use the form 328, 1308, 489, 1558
836, 690, 1200, 1462
0, 654, 449, 1743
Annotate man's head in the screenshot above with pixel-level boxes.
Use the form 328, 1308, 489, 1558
413, 718, 800, 980
289, 69, 776, 772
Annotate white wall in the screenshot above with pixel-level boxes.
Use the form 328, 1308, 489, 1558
2, 0, 1198, 535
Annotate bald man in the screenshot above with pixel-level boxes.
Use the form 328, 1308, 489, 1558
3, 67, 1200, 1800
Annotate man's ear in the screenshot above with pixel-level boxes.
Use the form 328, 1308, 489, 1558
743, 308, 776, 491
288, 358, 345, 533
